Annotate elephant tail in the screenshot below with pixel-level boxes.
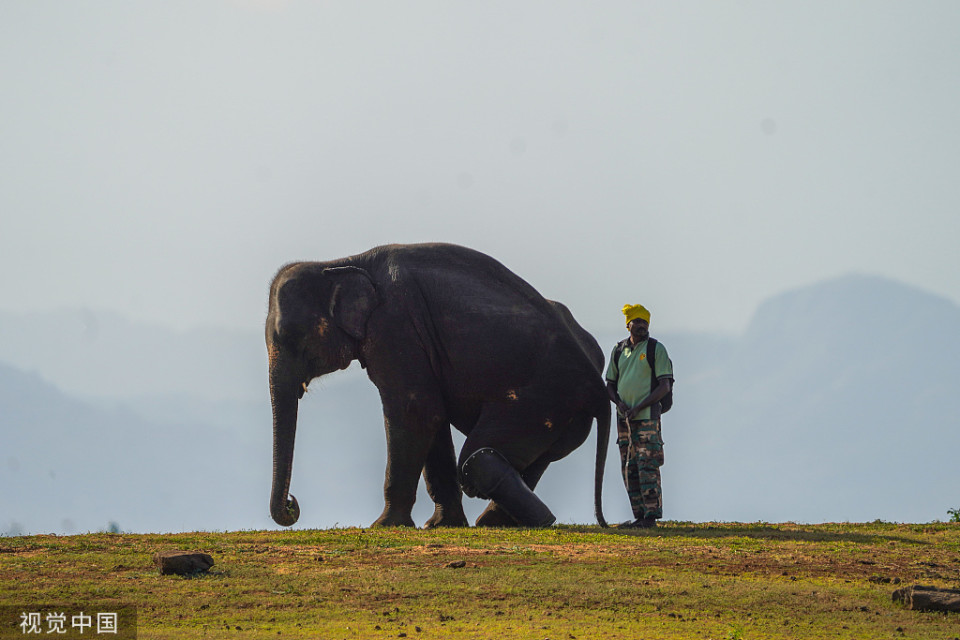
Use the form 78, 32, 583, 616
594, 400, 611, 528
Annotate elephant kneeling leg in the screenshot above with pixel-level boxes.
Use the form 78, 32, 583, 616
459, 448, 555, 527
475, 503, 518, 527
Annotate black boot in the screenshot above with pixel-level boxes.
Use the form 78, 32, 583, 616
619, 516, 657, 529
459, 448, 556, 527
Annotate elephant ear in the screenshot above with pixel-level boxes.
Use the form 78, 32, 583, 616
325, 267, 377, 340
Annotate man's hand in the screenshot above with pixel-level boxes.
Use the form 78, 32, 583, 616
623, 379, 672, 421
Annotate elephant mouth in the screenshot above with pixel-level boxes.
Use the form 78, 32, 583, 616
300, 349, 352, 390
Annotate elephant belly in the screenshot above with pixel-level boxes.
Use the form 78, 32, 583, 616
457, 389, 597, 472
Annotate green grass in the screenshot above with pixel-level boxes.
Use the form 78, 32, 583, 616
2, 522, 959, 639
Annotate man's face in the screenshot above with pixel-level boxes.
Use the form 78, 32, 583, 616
628, 319, 649, 341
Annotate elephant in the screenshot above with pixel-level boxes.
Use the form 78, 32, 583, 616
266, 243, 611, 528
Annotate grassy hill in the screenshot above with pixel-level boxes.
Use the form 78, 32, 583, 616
2, 523, 959, 639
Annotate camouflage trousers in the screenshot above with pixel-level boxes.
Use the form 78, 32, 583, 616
616, 417, 664, 520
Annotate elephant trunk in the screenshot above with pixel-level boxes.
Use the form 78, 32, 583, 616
269, 365, 301, 527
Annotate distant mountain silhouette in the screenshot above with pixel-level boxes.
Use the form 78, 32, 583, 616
687, 274, 960, 522
573, 274, 960, 524
0, 309, 264, 402
0, 361, 270, 534
2, 274, 958, 533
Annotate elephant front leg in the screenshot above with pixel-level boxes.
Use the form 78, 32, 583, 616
371, 406, 443, 528
422, 425, 468, 528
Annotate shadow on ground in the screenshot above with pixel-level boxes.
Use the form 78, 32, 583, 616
560, 523, 930, 546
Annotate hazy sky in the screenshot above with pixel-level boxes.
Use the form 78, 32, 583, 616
2, 1, 958, 336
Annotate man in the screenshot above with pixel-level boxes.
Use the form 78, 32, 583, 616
605, 304, 674, 528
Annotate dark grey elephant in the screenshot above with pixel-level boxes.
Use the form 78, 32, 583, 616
266, 243, 610, 528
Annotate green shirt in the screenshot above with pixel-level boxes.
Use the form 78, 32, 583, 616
605, 338, 674, 420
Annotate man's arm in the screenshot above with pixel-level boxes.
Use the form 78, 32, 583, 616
606, 380, 629, 415
625, 378, 672, 419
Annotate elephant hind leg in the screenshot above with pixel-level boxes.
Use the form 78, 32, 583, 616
474, 504, 516, 527
457, 394, 569, 527
460, 448, 554, 527
475, 455, 551, 527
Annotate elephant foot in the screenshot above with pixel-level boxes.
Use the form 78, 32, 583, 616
423, 505, 469, 529
372, 506, 416, 528
475, 503, 519, 528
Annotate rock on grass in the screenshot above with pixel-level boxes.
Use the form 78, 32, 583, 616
153, 551, 215, 576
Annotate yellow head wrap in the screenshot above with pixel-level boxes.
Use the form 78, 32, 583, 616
622, 304, 650, 327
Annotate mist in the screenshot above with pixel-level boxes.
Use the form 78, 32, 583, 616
2, 2, 959, 533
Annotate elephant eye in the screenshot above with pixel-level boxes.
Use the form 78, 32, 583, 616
275, 322, 304, 350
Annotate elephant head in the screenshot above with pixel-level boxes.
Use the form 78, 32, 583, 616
266, 264, 378, 526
